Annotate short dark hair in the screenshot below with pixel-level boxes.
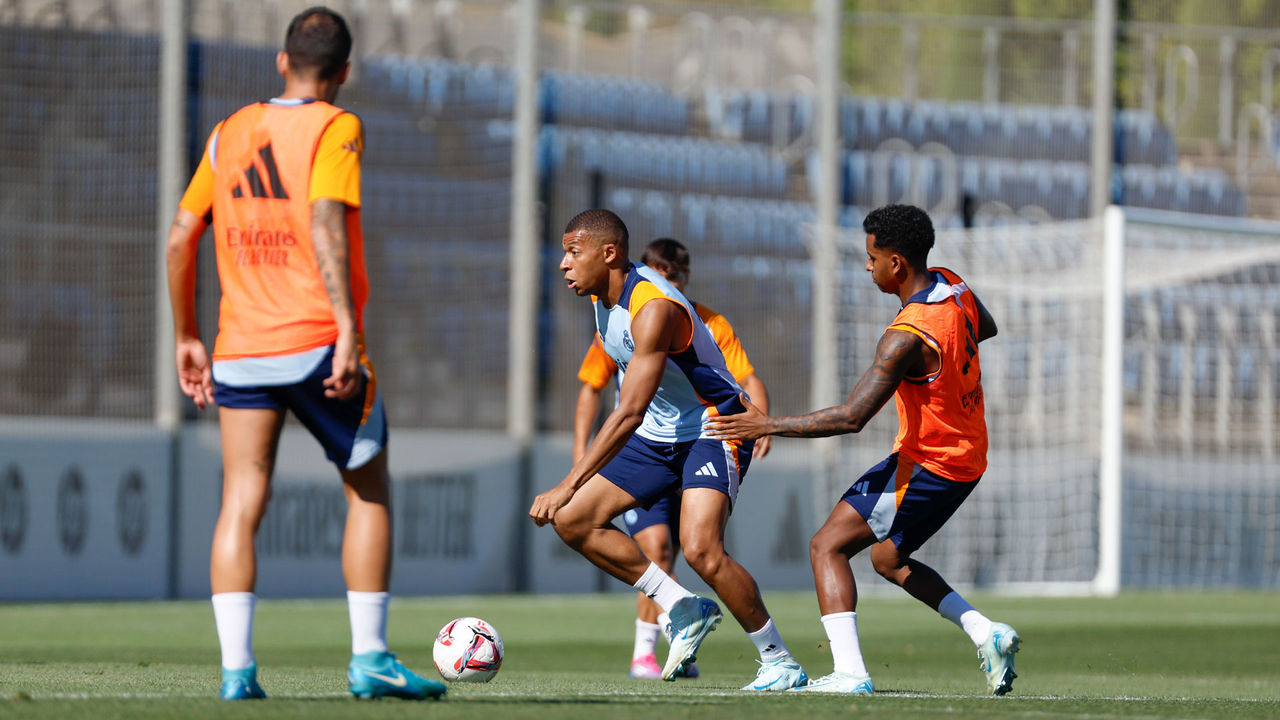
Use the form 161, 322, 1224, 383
284, 7, 352, 80
640, 238, 690, 285
564, 209, 629, 255
863, 204, 934, 269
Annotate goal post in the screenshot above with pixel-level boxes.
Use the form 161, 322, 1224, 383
1095, 205, 1125, 597
816, 205, 1280, 596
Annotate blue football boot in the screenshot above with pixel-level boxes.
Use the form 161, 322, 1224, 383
219, 664, 266, 700
348, 651, 446, 700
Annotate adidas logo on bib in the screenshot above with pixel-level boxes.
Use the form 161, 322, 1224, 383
694, 462, 718, 478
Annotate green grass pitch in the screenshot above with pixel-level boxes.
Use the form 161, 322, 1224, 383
1, 591, 1277, 719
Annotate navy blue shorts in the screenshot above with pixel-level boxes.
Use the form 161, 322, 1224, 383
623, 492, 680, 537
600, 434, 753, 511
841, 452, 979, 555
213, 346, 387, 471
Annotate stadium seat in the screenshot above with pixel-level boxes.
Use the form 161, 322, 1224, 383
545, 70, 688, 135
524, 123, 785, 198
356, 110, 437, 168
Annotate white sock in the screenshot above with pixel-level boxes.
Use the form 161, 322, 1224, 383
747, 617, 791, 662
211, 592, 256, 670
632, 562, 693, 613
347, 591, 391, 655
657, 612, 672, 644
633, 620, 661, 660
821, 611, 868, 677
937, 591, 992, 647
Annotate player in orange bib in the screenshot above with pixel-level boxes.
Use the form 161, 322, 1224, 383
573, 238, 772, 680
707, 204, 1021, 696
164, 7, 443, 702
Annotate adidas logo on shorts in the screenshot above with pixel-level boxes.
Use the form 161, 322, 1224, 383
694, 462, 719, 478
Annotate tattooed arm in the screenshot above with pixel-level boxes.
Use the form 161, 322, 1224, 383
705, 330, 921, 440
165, 207, 214, 409
311, 198, 361, 400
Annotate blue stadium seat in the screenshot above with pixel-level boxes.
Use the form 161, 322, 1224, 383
363, 172, 511, 230
846, 151, 870, 206
883, 98, 908, 140
1114, 165, 1245, 216
607, 187, 834, 255
946, 102, 981, 156
859, 97, 883, 148
544, 70, 688, 134
358, 109, 437, 167
358, 55, 515, 119
528, 124, 785, 197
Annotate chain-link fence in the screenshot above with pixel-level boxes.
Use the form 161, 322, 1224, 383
3, 0, 1279, 428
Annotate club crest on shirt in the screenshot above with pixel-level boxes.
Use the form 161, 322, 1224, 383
622, 330, 635, 351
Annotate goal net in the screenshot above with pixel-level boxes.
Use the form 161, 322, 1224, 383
828, 208, 1280, 594
1121, 209, 1280, 588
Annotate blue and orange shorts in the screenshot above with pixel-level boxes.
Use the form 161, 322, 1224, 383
213, 345, 387, 471
841, 452, 979, 555
601, 434, 753, 513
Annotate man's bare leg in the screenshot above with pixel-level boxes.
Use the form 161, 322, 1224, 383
339, 450, 392, 593
209, 406, 284, 692
678, 487, 806, 690
677, 488, 769, 631
550, 476, 653, 583
552, 478, 718, 681
629, 524, 676, 677
798, 500, 878, 690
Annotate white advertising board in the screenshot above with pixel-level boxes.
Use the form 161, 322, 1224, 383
177, 426, 520, 598
0, 419, 172, 600
2, 419, 820, 600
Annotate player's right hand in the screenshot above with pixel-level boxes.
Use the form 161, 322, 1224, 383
704, 392, 770, 441
529, 484, 575, 527
324, 332, 363, 400
175, 338, 214, 410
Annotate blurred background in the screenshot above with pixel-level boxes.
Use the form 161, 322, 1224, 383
0, 0, 1277, 601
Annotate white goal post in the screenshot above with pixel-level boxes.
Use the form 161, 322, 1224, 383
814, 206, 1280, 596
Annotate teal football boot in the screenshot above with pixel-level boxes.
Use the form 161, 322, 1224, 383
348, 651, 446, 700
219, 664, 266, 700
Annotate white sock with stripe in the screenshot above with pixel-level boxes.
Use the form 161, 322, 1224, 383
632, 562, 694, 613
747, 617, 791, 662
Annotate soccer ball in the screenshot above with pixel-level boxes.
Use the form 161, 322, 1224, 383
432, 617, 503, 682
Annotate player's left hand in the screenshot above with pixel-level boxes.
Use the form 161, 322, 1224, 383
529, 483, 575, 527
324, 332, 363, 400
705, 392, 772, 442
752, 435, 773, 459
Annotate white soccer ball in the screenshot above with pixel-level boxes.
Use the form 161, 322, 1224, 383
432, 616, 504, 682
